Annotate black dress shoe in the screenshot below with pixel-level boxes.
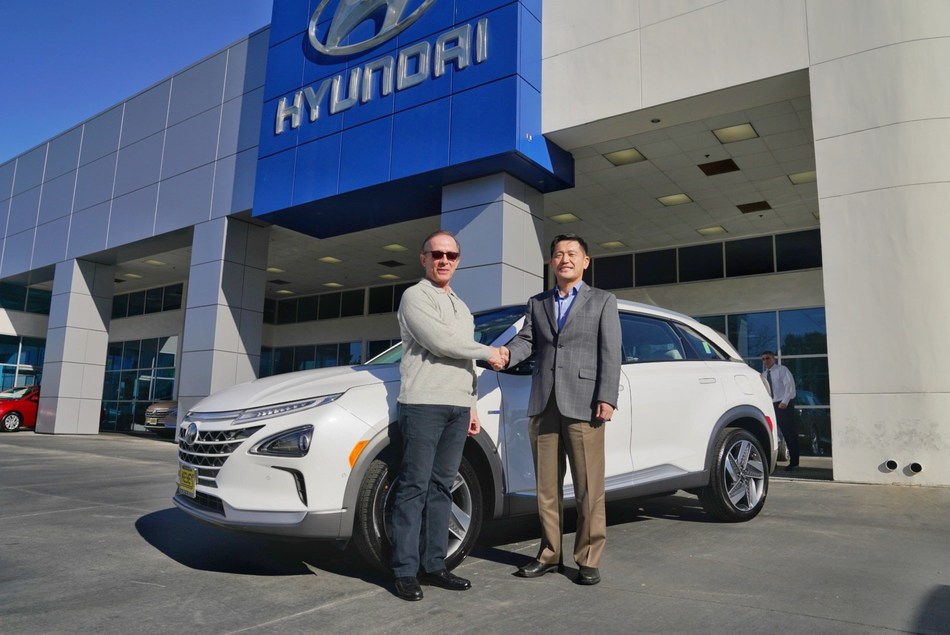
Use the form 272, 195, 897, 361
419, 569, 471, 591
394, 577, 423, 601
576, 566, 601, 585
784, 464, 799, 472
515, 560, 563, 578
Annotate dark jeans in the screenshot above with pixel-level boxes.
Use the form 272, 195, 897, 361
775, 400, 799, 466
390, 403, 469, 578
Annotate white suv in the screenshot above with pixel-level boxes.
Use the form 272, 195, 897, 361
173, 301, 777, 570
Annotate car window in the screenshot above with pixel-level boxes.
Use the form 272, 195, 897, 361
676, 324, 729, 361
0, 386, 33, 399
365, 306, 525, 365
619, 313, 687, 363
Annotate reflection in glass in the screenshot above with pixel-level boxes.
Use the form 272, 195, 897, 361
728, 312, 777, 359
783, 357, 830, 406
780, 308, 827, 355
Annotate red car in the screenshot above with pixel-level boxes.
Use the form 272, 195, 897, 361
0, 385, 40, 432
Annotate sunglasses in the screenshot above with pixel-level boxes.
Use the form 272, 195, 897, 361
426, 250, 460, 262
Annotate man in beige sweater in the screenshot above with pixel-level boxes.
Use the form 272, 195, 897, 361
390, 230, 507, 601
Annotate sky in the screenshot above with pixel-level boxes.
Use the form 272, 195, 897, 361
0, 1, 274, 164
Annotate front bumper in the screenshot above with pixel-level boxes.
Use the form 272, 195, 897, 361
173, 492, 349, 539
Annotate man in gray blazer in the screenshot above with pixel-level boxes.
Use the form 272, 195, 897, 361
500, 233, 621, 585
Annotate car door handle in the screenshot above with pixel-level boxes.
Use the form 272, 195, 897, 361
699, 377, 717, 384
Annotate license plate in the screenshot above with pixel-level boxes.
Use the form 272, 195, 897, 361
178, 465, 197, 498
146, 416, 159, 425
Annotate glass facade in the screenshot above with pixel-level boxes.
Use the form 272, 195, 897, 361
0, 335, 45, 389
259, 341, 362, 378
101, 336, 178, 431
111, 283, 184, 320
697, 307, 830, 456
602, 229, 821, 290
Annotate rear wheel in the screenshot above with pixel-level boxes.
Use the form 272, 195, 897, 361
698, 427, 768, 522
1, 412, 22, 432
353, 454, 483, 572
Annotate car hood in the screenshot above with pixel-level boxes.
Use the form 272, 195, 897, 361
189, 363, 401, 413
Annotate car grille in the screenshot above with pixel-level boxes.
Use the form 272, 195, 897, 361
148, 408, 171, 416
178, 426, 263, 488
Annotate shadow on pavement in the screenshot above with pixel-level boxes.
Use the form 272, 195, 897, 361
914, 585, 950, 635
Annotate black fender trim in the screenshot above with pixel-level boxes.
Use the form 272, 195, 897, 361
706, 405, 776, 473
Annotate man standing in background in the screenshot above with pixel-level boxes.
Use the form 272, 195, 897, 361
761, 350, 799, 471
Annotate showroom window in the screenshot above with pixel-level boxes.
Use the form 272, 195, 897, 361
696, 307, 830, 456
101, 336, 177, 432
259, 341, 362, 378
112, 283, 184, 319
0, 283, 51, 315
0, 335, 45, 389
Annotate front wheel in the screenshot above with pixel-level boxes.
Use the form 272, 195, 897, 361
698, 427, 768, 522
352, 454, 483, 572
1, 412, 22, 432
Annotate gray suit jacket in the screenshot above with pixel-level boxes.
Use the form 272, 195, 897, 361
505, 284, 622, 421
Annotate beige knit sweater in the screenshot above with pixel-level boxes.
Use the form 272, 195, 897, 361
397, 279, 492, 408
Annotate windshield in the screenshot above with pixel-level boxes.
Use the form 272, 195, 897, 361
0, 386, 34, 399
366, 305, 525, 365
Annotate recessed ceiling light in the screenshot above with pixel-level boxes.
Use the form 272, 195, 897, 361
144, 259, 166, 266
549, 213, 581, 224
275, 289, 295, 295
378, 260, 405, 268
712, 123, 758, 144
603, 148, 645, 166
323, 282, 343, 288
383, 244, 408, 252
697, 226, 727, 236
318, 256, 342, 264
598, 241, 626, 249
266, 266, 285, 273
788, 170, 817, 184
657, 193, 692, 206
379, 274, 401, 280
122, 272, 144, 279
737, 201, 772, 214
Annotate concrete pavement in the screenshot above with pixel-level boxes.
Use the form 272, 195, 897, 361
0, 431, 947, 634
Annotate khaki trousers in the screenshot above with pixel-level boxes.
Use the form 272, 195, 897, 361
529, 393, 606, 568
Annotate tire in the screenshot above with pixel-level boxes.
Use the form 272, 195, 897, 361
1, 412, 22, 432
352, 454, 483, 572
698, 427, 768, 522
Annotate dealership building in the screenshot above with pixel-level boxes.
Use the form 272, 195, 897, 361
0, 0, 947, 487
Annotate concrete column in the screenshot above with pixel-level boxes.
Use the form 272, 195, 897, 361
36, 260, 114, 434
178, 217, 269, 417
808, 2, 950, 485
441, 173, 546, 313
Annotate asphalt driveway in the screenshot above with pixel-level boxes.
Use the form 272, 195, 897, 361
0, 432, 947, 634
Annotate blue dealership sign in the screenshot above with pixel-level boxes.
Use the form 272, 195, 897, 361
253, 0, 573, 238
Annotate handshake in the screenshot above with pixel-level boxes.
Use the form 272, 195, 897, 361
487, 345, 510, 371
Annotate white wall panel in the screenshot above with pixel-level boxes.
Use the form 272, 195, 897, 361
543, 31, 642, 133
814, 120, 950, 199
542, 0, 639, 58
640, 0, 808, 108
806, 0, 950, 64
811, 38, 950, 140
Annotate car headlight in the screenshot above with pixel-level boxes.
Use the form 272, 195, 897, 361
250, 425, 314, 457
231, 394, 342, 425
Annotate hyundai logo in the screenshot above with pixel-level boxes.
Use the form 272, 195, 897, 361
184, 422, 198, 446
309, 0, 437, 56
